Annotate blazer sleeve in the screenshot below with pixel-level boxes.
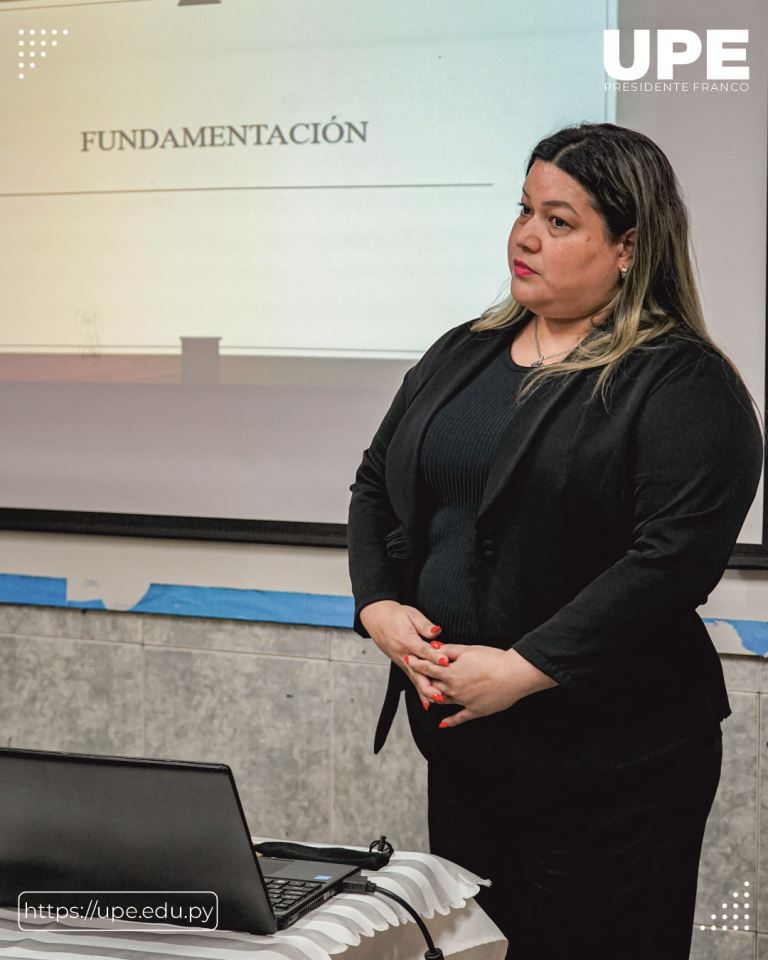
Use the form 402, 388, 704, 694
512, 347, 765, 697
347, 368, 413, 638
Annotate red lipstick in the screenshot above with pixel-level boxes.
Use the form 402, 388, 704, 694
513, 259, 537, 277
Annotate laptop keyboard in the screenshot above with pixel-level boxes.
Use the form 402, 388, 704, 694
264, 877, 323, 914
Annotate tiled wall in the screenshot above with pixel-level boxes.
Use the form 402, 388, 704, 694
1, 603, 766, 959
0, 604, 428, 851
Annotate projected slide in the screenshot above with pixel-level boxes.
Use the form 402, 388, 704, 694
24, 0, 755, 531
1, 0, 614, 378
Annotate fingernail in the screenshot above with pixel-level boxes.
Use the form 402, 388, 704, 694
430, 640, 443, 649
439, 721, 449, 729
432, 693, 446, 703
438, 656, 449, 667
403, 655, 409, 665
422, 699, 430, 711
430, 626, 441, 635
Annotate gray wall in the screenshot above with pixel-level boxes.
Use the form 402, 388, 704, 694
1, 602, 767, 959
0, 604, 427, 851
617, 0, 767, 433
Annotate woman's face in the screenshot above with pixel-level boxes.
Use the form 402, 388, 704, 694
507, 159, 634, 321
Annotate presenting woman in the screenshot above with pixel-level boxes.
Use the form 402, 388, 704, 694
346, 122, 764, 959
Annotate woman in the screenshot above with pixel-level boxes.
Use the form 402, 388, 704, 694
347, 123, 764, 959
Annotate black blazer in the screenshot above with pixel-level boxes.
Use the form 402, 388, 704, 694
347, 315, 764, 768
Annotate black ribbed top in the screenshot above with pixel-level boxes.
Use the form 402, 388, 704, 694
416, 345, 530, 644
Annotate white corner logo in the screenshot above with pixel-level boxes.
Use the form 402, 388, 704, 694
604, 29, 749, 82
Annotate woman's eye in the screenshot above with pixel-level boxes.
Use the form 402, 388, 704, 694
516, 203, 568, 229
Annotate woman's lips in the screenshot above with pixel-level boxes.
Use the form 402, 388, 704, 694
513, 259, 537, 277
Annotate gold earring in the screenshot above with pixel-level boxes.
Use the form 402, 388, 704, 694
619, 266, 628, 282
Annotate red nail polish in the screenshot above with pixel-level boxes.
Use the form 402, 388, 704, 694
430, 640, 443, 649
403, 655, 409, 665
430, 626, 441, 634
438, 656, 449, 667
439, 720, 449, 729
433, 693, 446, 703
422, 700, 429, 711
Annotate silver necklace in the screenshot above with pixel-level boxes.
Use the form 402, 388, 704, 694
530, 315, 585, 368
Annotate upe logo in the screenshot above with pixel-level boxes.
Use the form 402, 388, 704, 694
604, 30, 749, 81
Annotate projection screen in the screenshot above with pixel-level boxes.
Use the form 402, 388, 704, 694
0, 0, 764, 559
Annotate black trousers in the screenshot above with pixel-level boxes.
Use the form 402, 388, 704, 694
427, 726, 722, 960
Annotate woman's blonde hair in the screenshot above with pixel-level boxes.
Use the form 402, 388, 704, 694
473, 122, 761, 424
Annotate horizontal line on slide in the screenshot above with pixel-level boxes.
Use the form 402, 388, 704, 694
0, 182, 494, 198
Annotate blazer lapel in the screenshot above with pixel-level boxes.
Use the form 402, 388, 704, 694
385, 322, 520, 537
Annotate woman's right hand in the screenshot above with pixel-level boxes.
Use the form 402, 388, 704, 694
359, 600, 447, 709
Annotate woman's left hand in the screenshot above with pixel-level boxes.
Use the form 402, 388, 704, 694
407, 645, 558, 728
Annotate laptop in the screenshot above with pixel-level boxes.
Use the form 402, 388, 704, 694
0, 746, 360, 935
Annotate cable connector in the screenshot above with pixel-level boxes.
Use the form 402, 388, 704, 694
340, 876, 376, 895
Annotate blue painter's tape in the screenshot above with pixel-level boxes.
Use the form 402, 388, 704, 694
131, 583, 354, 628
0, 573, 69, 607
0, 574, 760, 645
702, 617, 768, 657
0, 573, 354, 628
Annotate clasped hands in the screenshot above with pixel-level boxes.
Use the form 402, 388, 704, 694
360, 600, 558, 729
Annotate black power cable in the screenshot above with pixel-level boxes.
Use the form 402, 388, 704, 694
341, 874, 444, 960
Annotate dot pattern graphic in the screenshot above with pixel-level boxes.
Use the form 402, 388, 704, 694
700, 881, 752, 932
16, 26, 69, 79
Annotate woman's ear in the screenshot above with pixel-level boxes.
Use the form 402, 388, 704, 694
619, 227, 636, 269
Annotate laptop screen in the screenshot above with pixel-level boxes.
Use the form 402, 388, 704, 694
0, 748, 276, 934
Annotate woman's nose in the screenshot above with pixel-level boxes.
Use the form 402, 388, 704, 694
514, 222, 542, 253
